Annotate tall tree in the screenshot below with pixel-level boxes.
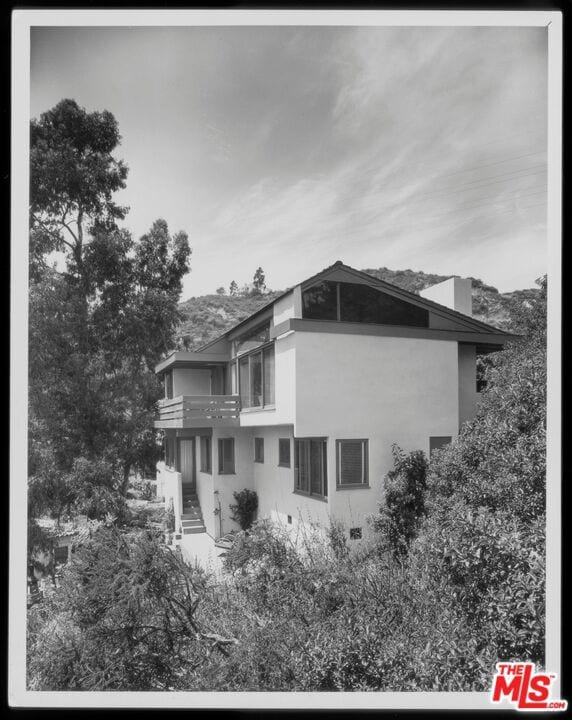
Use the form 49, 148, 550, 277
229, 280, 238, 296
30, 98, 129, 282
252, 267, 266, 295
29, 100, 191, 521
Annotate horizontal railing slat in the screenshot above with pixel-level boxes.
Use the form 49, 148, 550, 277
156, 394, 241, 424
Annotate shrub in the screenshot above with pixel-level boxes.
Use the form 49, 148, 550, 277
327, 519, 350, 561
164, 498, 175, 533
223, 519, 302, 578
69, 457, 127, 521
229, 489, 258, 530
27, 527, 233, 690
140, 480, 155, 501
372, 445, 428, 554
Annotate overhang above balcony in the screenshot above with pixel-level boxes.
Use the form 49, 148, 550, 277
155, 351, 230, 374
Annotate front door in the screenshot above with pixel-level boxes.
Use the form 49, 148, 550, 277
178, 438, 195, 491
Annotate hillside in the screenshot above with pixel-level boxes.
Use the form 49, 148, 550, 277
361, 267, 540, 330
177, 269, 540, 349
177, 292, 283, 349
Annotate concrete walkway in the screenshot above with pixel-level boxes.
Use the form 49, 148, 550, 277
177, 532, 227, 576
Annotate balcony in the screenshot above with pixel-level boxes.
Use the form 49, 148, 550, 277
154, 395, 241, 429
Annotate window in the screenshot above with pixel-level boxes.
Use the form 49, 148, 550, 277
349, 527, 362, 540
429, 436, 452, 457
239, 355, 250, 408
230, 362, 238, 394
302, 281, 338, 320
200, 436, 212, 473
263, 345, 275, 405
237, 343, 275, 409
340, 282, 428, 327
302, 280, 429, 327
233, 321, 270, 356
336, 439, 368, 487
218, 438, 235, 474
254, 437, 264, 463
278, 438, 291, 467
294, 438, 327, 498
250, 352, 262, 407
287, 515, 292, 525
165, 371, 173, 399
165, 435, 176, 469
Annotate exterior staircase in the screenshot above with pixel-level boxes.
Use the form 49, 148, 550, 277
181, 486, 206, 534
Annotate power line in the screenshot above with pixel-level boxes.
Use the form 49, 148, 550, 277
354, 147, 547, 189
413, 165, 547, 201
354, 163, 547, 216
431, 150, 546, 180
421, 188, 547, 222
361, 169, 547, 224
370, 196, 546, 237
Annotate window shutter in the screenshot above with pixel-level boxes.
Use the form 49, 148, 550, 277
340, 442, 363, 484
279, 438, 290, 466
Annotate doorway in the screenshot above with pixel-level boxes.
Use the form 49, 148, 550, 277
178, 438, 196, 492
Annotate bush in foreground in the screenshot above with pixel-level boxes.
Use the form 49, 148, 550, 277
27, 527, 235, 690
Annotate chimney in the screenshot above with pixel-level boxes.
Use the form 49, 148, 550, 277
419, 277, 472, 317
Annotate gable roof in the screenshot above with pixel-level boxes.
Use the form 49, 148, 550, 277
197, 260, 514, 352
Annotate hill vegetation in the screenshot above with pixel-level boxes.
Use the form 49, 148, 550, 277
177, 268, 540, 348
177, 291, 282, 349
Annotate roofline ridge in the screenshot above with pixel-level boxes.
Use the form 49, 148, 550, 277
187, 261, 514, 350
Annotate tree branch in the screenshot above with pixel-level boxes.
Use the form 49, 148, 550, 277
31, 214, 77, 254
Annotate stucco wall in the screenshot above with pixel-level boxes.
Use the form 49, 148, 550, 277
273, 286, 302, 325
212, 428, 255, 537
157, 462, 183, 532
290, 332, 460, 533
249, 425, 334, 530
196, 466, 216, 537
458, 344, 478, 427
420, 277, 472, 317
172, 368, 211, 396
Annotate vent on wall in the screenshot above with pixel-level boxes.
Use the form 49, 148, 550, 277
349, 527, 362, 540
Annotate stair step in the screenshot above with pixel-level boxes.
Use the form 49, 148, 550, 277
181, 511, 203, 519
183, 525, 206, 534
182, 518, 204, 527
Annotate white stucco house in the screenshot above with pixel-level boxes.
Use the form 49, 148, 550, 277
154, 261, 514, 540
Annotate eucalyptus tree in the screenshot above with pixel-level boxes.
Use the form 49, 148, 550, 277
29, 99, 191, 518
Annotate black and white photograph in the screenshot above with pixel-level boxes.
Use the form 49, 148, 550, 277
10, 8, 563, 710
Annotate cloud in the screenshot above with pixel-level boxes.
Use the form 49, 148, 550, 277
31, 25, 547, 296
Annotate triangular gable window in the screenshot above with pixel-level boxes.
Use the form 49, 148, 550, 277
302, 280, 428, 328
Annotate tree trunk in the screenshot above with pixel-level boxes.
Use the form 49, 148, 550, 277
120, 463, 132, 497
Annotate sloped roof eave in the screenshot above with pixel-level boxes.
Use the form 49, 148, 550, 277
188, 261, 515, 353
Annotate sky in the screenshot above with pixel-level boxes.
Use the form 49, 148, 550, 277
30, 23, 549, 299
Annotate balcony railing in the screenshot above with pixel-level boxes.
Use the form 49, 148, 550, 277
154, 394, 241, 428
